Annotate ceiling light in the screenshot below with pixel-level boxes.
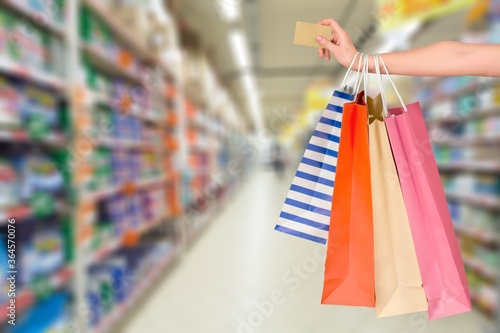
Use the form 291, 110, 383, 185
240, 74, 264, 131
228, 29, 252, 70
215, 0, 241, 22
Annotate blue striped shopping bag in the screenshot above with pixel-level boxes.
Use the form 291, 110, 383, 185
275, 53, 362, 244
275, 89, 354, 244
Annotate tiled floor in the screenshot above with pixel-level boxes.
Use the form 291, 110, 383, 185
123, 169, 491, 333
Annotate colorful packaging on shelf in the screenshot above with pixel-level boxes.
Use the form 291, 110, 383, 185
19, 85, 59, 130
448, 201, 461, 222
112, 80, 131, 112
111, 149, 129, 185
10, 16, 47, 71
10, 292, 70, 333
93, 105, 113, 139
105, 257, 129, 303
16, 154, 64, 198
128, 152, 140, 181
128, 194, 142, 229
464, 119, 486, 137
456, 94, 478, 116
151, 187, 167, 219
86, 277, 101, 327
0, 75, 21, 128
107, 195, 128, 237
94, 268, 114, 315
15, 154, 64, 199
0, 10, 11, 56
0, 158, 19, 207
19, 227, 64, 285
139, 189, 153, 222
113, 111, 129, 140
130, 116, 142, 141
90, 147, 112, 190
474, 175, 500, 196
27, 0, 67, 24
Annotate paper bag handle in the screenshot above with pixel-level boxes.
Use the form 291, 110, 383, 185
354, 53, 369, 102
374, 53, 408, 115
340, 52, 361, 92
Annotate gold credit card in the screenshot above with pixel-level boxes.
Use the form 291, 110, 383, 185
293, 21, 333, 48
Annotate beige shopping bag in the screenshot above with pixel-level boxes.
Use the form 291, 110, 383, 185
368, 95, 428, 318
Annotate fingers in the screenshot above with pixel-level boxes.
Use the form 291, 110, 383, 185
317, 18, 346, 36
316, 35, 337, 54
317, 18, 344, 61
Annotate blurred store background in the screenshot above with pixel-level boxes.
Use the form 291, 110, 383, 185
0, 0, 498, 332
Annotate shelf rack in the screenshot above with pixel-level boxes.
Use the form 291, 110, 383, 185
0, 1, 247, 332
419, 72, 500, 329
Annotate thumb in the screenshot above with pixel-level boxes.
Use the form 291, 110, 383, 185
316, 35, 338, 53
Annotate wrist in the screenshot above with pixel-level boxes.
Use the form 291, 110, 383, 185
344, 51, 361, 70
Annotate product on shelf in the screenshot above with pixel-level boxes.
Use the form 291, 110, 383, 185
0, 158, 19, 207
81, 6, 142, 74
111, 149, 129, 186
474, 174, 500, 196
9, 16, 46, 70
19, 84, 60, 137
9, 292, 70, 333
15, 154, 64, 200
89, 147, 112, 191
0, 75, 21, 128
86, 242, 175, 328
19, 225, 65, 286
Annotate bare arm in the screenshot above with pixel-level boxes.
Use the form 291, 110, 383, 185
316, 18, 500, 77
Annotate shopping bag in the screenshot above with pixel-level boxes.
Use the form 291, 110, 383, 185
367, 80, 427, 316
275, 53, 362, 244
322, 55, 375, 306
377, 54, 471, 320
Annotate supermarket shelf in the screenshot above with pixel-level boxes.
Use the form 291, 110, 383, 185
0, 266, 73, 324
81, 43, 143, 85
445, 191, 500, 211
87, 214, 170, 264
81, 175, 169, 202
438, 161, 500, 174
454, 224, 500, 245
463, 257, 498, 281
426, 106, 500, 126
91, 247, 178, 333
99, 137, 162, 152
2, 0, 66, 38
0, 200, 67, 224
82, 0, 150, 61
0, 204, 32, 222
0, 56, 65, 91
433, 134, 500, 146
420, 82, 483, 110
86, 91, 163, 125
0, 128, 66, 147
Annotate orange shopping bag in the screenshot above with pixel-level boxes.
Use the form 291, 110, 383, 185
322, 55, 375, 307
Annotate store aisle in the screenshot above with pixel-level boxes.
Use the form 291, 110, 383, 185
123, 169, 490, 333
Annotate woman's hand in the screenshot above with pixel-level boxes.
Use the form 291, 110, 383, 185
316, 18, 357, 68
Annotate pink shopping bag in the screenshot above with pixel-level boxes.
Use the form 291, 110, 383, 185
377, 54, 471, 320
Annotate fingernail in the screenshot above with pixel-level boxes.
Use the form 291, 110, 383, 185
316, 36, 322, 42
